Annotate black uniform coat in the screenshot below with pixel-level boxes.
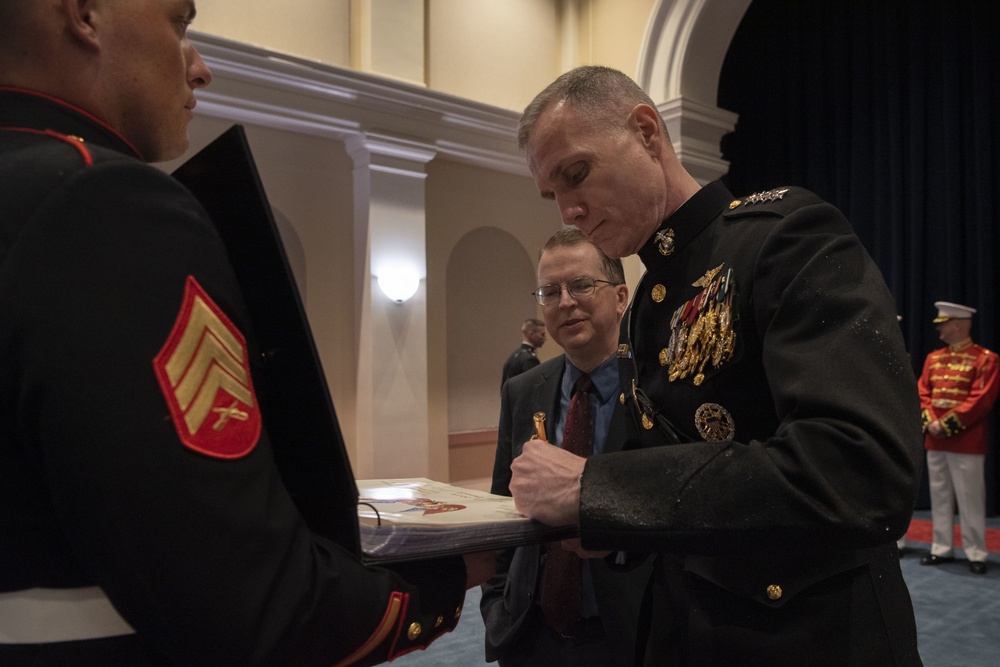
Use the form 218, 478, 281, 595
0, 88, 464, 666
481, 356, 651, 665
501, 343, 539, 388
579, 181, 923, 665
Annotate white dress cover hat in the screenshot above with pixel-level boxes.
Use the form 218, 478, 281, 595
932, 301, 976, 323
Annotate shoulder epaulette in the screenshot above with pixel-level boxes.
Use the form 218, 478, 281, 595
723, 186, 816, 218
738, 188, 791, 206
2, 126, 94, 166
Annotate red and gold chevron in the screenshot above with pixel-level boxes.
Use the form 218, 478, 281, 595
153, 276, 261, 458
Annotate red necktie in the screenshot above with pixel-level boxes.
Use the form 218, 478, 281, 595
540, 373, 594, 633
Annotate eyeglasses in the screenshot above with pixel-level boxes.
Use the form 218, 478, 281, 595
532, 276, 617, 306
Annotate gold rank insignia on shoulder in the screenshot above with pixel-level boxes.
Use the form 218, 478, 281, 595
153, 276, 262, 459
694, 403, 735, 442
741, 188, 790, 206
655, 228, 675, 256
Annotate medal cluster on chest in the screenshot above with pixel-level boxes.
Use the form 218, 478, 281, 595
655, 263, 739, 386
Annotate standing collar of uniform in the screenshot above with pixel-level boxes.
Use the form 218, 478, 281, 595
562, 353, 617, 405
637, 180, 734, 270
948, 338, 974, 352
0, 87, 143, 159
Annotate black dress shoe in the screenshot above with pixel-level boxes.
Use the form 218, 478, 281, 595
970, 561, 987, 575
919, 554, 954, 566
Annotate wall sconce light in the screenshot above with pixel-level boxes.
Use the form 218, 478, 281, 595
376, 267, 420, 303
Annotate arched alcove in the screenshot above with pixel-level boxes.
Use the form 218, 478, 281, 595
446, 226, 539, 434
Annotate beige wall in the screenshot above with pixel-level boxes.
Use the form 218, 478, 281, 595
194, 1, 352, 67
192, 0, 659, 112
427, 0, 562, 111
426, 160, 563, 431
585, 0, 657, 75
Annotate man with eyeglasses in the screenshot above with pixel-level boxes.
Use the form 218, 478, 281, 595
481, 228, 650, 666
507, 66, 923, 665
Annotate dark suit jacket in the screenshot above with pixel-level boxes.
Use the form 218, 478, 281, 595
480, 356, 651, 665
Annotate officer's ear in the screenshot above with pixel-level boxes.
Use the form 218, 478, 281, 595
63, 0, 101, 53
629, 104, 665, 158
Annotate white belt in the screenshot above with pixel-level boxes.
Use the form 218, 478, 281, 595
0, 587, 135, 644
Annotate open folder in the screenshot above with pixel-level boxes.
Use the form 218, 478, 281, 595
357, 478, 576, 564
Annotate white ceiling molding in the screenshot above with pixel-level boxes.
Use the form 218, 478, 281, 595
637, 0, 751, 105
191, 32, 528, 176
658, 96, 738, 185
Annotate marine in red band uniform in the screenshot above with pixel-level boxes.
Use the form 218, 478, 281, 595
0, 2, 488, 664
918, 302, 999, 575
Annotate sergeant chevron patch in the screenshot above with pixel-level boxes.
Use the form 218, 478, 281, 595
153, 276, 261, 458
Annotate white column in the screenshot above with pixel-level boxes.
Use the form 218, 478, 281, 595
346, 133, 436, 479
658, 96, 738, 185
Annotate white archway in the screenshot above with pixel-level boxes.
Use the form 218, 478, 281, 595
636, 0, 752, 183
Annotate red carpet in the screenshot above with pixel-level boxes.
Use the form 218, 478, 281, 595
904, 518, 1000, 552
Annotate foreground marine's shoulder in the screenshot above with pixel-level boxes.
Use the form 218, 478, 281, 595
1, 128, 93, 165
722, 186, 825, 219
0, 129, 144, 239
1, 126, 139, 177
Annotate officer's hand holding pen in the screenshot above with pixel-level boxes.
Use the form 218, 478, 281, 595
510, 411, 584, 527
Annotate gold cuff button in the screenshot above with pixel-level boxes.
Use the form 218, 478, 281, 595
407, 622, 422, 641
434, 615, 444, 629
455, 605, 463, 620
766, 584, 782, 600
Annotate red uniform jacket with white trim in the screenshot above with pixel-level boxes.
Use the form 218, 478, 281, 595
919, 340, 999, 455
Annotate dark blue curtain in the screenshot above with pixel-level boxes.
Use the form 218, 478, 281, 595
719, 0, 1000, 512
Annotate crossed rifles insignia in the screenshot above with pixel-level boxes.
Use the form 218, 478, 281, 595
153, 276, 261, 459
